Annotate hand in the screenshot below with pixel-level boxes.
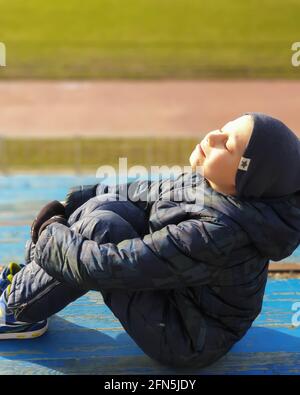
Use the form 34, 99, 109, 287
37, 215, 69, 240
31, 200, 66, 244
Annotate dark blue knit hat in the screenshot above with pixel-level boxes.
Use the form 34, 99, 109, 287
235, 112, 300, 199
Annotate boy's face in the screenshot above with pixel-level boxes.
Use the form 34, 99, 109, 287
189, 115, 254, 196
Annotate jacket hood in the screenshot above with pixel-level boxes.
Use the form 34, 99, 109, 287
206, 178, 300, 261
153, 171, 300, 262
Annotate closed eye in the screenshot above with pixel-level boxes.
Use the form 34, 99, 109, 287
220, 128, 231, 152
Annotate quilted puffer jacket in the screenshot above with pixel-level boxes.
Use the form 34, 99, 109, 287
34, 171, 300, 358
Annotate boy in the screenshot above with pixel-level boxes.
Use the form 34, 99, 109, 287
0, 112, 300, 368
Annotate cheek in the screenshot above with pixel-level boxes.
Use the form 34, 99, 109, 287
204, 153, 232, 181
204, 151, 223, 170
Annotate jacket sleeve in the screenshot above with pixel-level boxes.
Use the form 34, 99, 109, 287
33, 218, 237, 291
64, 178, 163, 218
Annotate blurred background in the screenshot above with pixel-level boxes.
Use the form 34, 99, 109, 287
0, 0, 299, 266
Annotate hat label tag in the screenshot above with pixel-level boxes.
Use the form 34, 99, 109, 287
238, 157, 251, 171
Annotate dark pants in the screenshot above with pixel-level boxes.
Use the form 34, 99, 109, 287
6, 194, 213, 368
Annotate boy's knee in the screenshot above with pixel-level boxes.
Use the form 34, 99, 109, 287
71, 209, 139, 244
94, 210, 138, 240
70, 194, 148, 238
68, 193, 119, 225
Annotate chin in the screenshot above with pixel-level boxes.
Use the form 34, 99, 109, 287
190, 160, 204, 175
189, 149, 202, 170
189, 158, 198, 171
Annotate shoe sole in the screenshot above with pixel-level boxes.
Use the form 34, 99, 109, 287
0, 320, 48, 340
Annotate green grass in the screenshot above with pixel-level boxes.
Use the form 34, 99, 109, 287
0, 137, 199, 172
0, 0, 299, 79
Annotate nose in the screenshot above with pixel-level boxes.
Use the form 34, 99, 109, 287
205, 129, 226, 147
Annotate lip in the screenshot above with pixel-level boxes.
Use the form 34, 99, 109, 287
197, 143, 206, 158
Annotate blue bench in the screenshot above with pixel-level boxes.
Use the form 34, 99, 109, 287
0, 278, 299, 375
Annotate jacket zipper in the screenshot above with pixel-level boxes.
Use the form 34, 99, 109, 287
11, 279, 60, 317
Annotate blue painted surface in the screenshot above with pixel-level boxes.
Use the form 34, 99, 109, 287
1, 174, 300, 374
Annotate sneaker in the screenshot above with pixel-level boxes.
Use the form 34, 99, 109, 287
0, 262, 48, 340
0, 290, 48, 340
0, 262, 24, 295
